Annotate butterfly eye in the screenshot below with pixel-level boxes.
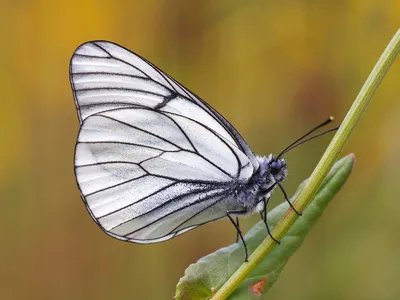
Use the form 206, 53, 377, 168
270, 161, 281, 176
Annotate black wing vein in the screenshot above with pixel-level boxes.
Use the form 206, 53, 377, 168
105, 186, 223, 231
122, 191, 228, 238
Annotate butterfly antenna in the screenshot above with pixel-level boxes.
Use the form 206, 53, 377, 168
277, 116, 335, 159
279, 126, 339, 157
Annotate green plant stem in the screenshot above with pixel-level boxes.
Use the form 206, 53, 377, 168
212, 29, 400, 300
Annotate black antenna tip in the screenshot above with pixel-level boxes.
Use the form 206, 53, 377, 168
324, 116, 334, 125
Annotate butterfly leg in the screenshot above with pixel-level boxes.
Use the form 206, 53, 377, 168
227, 210, 248, 262
235, 217, 240, 243
277, 182, 302, 216
261, 197, 280, 244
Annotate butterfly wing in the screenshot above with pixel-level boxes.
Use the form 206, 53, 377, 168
71, 41, 258, 243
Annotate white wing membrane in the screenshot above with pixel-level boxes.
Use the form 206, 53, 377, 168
75, 143, 162, 166
99, 183, 221, 229
71, 41, 259, 242
112, 190, 226, 239
77, 114, 179, 151
86, 175, 174, 218
76, 163, 146, 195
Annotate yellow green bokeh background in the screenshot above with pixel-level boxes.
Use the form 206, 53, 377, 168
2, 1, 400, 299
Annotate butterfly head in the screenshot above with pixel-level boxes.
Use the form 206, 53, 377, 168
267, 155, 287, 183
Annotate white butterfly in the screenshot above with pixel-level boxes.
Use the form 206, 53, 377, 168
70, 41, 310, 260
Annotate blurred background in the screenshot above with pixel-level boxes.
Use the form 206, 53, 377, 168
1, 1, 400, 299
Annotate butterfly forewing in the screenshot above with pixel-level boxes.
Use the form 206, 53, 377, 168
71, 41, 258, 243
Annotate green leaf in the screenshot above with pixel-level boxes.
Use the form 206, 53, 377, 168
175, 154, 354, 300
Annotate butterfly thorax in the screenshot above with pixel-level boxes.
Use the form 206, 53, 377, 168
228, 155, 287, 215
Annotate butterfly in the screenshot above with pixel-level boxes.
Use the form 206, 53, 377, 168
70, 41, 335, 261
